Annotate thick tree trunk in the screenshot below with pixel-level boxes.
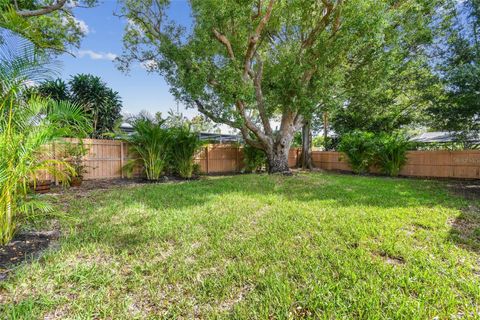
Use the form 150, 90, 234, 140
266, 146, 290, 173
263, 111, 299, 173
300, 120, 312, 170
266, 134, 294, 173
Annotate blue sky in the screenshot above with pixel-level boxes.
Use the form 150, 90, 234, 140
60, 0, 195, 118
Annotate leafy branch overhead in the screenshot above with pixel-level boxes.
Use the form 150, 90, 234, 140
0, 0, 97, 52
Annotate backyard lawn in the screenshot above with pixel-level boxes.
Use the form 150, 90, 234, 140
0, 172, 479, 319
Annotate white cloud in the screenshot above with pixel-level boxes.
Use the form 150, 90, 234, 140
77, 50, 118, 61
74, 18, 90, 35
61, 16, 91, 35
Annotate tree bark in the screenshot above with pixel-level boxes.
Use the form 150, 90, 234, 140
300, 120, 313, 169
323, 111, 329, 150
265, 119, 298, 173
266, 143, 291, 173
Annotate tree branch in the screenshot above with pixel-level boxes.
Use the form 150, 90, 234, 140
213, 29, 236, 60
243, 0, 275, 79
252, 0, 263, 20
332, 0, 343, 35
235, 100, 270, 146
301, 0, 334, 50
253, 54, 273, 135
195, 99, 264, 149
194, 99, 239, 129
16, 0, 68, 17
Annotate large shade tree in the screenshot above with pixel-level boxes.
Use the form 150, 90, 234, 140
119, 0, 442, 172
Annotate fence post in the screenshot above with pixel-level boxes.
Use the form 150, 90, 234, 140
236, 146, 240, 173
296, 148, 300, 168
120, 142, 124, 179
205, 145, 209, 174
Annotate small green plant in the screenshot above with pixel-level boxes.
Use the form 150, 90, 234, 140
374, 133, 410, 176
122, 118, 169, 181
338, 131, 376, 174
242, 144, 267, 173
63, 140, 89, 181
167, 125, 203, 179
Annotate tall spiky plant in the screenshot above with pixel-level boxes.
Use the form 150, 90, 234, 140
0, 32, 90, 244
122, 117, 170, 181
167, 125, 203, 179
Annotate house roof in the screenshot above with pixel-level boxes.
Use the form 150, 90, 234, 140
119, 123, 242, 143
411, 131, 480, 143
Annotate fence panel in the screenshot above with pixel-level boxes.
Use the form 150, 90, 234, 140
311, 150, 480, 179
39, 139, 480, 180
195, 144, 243, 173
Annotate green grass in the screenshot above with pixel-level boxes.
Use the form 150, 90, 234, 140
1, 172, 479, 319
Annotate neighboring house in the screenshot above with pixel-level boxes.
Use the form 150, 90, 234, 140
119, 123, 242, 143
411, 131, 480, 144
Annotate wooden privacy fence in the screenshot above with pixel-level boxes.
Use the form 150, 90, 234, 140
194, 144, 244, 173
41, 139, 480, 180
40, 139, 131, 182
310, 150, 480, 179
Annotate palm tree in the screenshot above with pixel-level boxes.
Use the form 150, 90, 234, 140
122, 117, 170, 181
0, 32, 90, 244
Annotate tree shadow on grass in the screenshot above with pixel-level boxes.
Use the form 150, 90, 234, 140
62, 172, 461, 252
100, 173, 447, 211
448, 206, 480, 253
446, 180, 480, 253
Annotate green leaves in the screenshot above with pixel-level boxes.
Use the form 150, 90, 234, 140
167, 125, 203, 178
0, 0, 97, 52
427, 0, 480, 138
37, 74, 122, 139
338, 131, 411, 176
375, 133, 411, 177
0, 40, 89, 245
338, 131, 377, 174
122, 117, 203, 180
243, 143, 267, 173
122, 118, 170, 181
118, 0, 442, 169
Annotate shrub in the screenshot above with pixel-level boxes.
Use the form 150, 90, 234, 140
0, 99, 90, 245
338, 131, 376, 174
374, 133, 410, 176
167, 125, 203, 178
63, 140, 89, 180
123, 118, 169, 181
242, 144, 267, 173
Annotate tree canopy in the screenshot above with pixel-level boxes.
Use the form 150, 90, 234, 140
119, 0, 442, 172
38, 74, 123, 138
427, 0, 480, 140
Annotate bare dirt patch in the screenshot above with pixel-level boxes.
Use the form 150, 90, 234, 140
218, 284, 254, 313
0, 229, 60, 280
372, 251, 406, 266
448, 204, 480, 252
446, 180, 480, 201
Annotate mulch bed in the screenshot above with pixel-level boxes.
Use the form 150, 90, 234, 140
0, 230, 60, 281
49, 176, 201, 195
